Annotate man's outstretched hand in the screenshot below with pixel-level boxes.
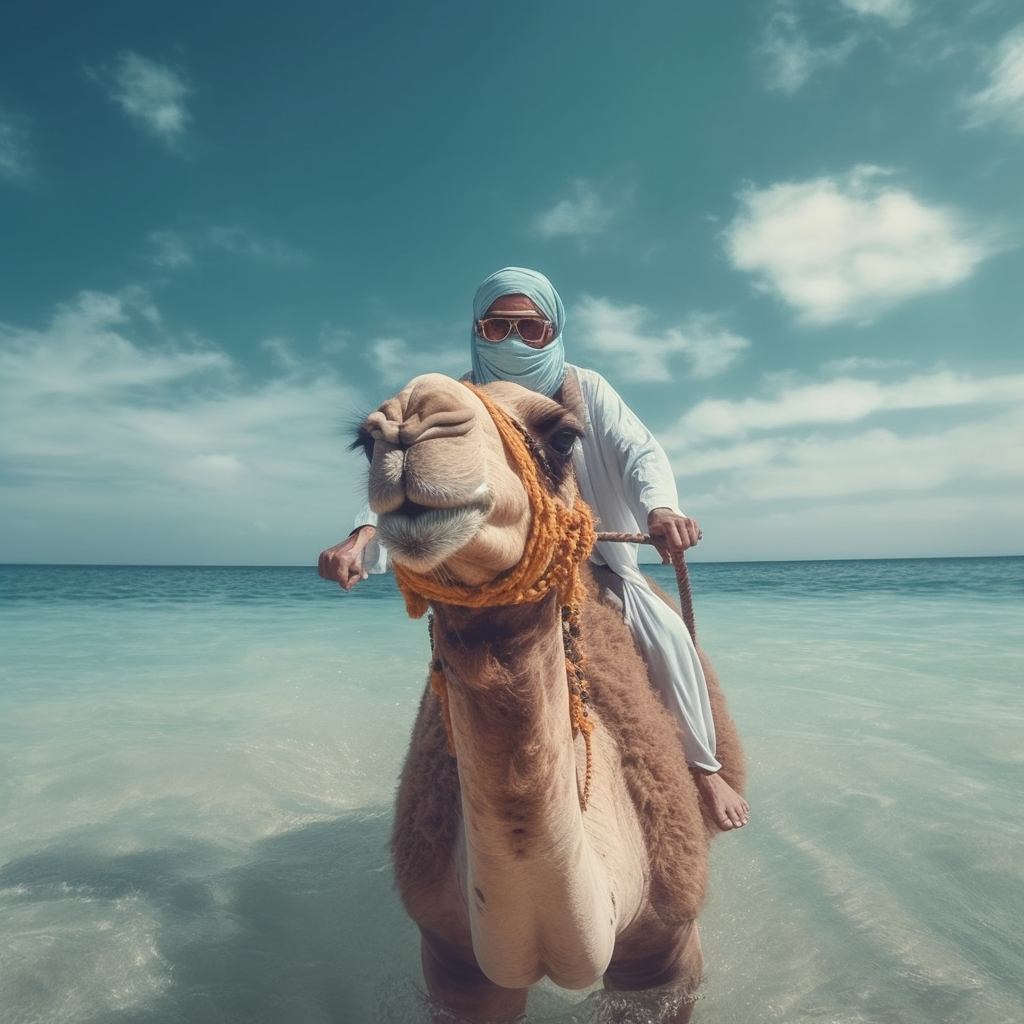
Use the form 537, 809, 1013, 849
317, 525, 377, 590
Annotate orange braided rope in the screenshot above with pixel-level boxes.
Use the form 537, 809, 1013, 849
393, 387, 596, 617
393, 383, 598, 806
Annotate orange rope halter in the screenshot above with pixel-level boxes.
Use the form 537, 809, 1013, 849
393, 383, 598, 807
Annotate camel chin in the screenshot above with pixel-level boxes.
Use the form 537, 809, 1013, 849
376, 503, 489, 573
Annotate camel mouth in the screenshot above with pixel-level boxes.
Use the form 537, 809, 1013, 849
377, 501, 490, 572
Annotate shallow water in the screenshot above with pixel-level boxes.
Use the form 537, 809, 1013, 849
1, 559, 1022, 1023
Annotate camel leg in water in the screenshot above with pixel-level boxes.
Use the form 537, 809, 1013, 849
602, 920, 703, 1024
420, 934, 528, 1023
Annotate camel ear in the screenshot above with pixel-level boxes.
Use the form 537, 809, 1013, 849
558, 371, 586, 424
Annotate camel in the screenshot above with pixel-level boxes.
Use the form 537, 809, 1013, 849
356, 373, 745, 1022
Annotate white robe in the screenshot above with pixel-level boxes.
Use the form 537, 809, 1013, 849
566, 366, 719, 772
356, 365, 720, 772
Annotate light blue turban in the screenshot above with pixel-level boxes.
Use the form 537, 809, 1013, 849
470, 267, 566, 397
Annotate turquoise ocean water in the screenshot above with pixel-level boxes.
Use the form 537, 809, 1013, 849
1, 558, 1022, 1024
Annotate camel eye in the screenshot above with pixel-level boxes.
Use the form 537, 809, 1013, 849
350, 427, 374, 463
548, 427, 580, 457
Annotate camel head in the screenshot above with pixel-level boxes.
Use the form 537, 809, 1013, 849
355, 373, 586, 588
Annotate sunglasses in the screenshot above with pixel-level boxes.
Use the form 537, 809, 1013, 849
475, 315, 552, 344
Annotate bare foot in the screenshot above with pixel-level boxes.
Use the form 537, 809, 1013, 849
691, 769, 749, 831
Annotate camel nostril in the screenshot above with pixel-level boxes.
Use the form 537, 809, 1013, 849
365, 411, 403, 446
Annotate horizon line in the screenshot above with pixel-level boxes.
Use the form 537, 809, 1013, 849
3, 553, 1022, 570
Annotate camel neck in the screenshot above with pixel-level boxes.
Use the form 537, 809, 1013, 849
429, 594, 633, 989
432, 596, 572, 835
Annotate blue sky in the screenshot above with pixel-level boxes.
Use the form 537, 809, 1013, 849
1, 0, 1021, 564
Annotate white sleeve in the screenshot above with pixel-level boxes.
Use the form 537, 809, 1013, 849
584, 371, 682, 521
354, 505, 388, 574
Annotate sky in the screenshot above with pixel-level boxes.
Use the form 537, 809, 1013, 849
1, 0, 1022, 565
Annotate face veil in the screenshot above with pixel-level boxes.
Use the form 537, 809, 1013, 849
470, 267, 567, 398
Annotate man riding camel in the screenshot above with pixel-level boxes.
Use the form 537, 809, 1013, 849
319, 266, 749, 831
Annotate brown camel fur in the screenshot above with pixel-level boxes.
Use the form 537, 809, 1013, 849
357, 374, 745, 1022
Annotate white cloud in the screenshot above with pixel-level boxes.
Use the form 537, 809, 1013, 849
757, 5, 860, 94
261, 337, 300, 369
571, 297, 749, 383
658, 365, 1024, 558
148, 230, 194, 268
821, 355, 912, 373
317, 325, 352, 355
369, 336, 466, 386
148, 226, 308, 268
0, 289, 227, 399
204, 226, 306, 263
5, 290, 1019, 563
170, 452, 245, 487
962, 26, 1024, 134
757, 0, 916, 95
683, 410, 1024, 503
0, 109, 31, 183
704, 492, 1024, 561
723, 167, 991, 325
839, 0, 913, 27
658, 368, 1024, 522
91, 51, 191, 147
0, 289, 365, 563
673, 370, 1024, 442
533, 180, 622, 240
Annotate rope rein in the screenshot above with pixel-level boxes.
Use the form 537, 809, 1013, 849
594, 532, 698, 645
